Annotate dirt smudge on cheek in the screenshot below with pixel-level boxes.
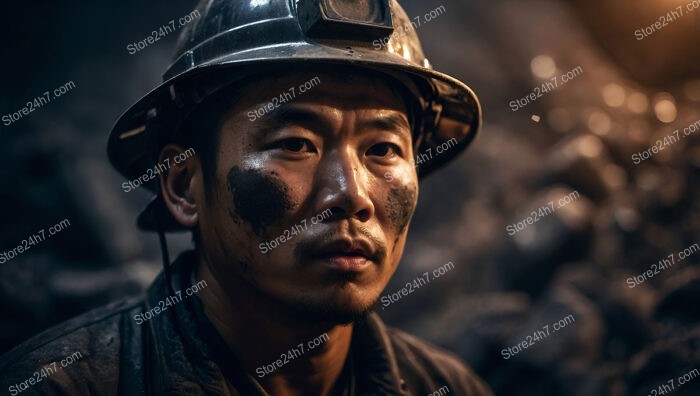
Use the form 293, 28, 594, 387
385, 185, 417, 236
226, 166, 294, 236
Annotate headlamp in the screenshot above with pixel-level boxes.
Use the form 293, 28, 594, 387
297, 0, 394, 41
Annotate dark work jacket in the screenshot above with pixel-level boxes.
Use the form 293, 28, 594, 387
0, 251, 492, 395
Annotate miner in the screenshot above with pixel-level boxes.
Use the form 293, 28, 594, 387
0, 0, 488, 394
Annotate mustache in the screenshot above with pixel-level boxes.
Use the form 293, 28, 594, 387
293, 225, 388, 264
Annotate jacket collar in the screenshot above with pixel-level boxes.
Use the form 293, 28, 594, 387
144, 250, 406, 395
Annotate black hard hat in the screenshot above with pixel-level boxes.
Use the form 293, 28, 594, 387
107, 0, 482, 232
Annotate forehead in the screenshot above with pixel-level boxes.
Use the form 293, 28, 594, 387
229, 66, 412, 120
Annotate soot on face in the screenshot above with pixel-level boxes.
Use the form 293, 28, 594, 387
226, 166, 294, 236
386, 186, 417, 235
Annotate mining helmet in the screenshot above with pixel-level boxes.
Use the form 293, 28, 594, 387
107, 0, 482, 232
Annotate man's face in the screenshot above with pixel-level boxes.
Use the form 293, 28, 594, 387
195, 69, 419, 324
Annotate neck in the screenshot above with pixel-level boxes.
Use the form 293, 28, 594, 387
195, 255, 353, 396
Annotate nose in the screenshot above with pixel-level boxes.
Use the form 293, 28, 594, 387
314, 147, 374, 222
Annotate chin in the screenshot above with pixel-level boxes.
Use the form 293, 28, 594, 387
286, 284, 381, 325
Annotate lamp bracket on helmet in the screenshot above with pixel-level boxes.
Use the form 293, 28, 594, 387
297, 0, 394, 41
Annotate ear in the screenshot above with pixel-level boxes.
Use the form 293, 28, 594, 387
159, 144, 200, 228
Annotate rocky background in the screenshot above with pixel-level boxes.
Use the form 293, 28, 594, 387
1, 0, 699, 395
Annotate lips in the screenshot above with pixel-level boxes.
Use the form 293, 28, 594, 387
311, 238, 376, 259
303, 236, 380, 272
324, 255, 370, 272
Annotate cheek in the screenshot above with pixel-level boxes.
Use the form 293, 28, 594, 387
385, 185, 418, 235
226, 166, 295, 236
214, 230, 258, 281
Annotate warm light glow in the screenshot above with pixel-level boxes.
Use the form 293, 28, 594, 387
530, 55, 556, 79
602, 83, 626, 107
653, 93, 677, 123
578, 135, 603, 158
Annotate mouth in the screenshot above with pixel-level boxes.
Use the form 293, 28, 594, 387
306, 237, 379, 273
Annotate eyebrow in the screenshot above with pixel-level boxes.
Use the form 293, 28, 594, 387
253, 104, 412, 141
358, 113, 412, 140
257, 105, 333, 133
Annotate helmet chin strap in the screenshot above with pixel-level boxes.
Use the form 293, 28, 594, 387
147, 109, 177, 297
153, 194, 177, 297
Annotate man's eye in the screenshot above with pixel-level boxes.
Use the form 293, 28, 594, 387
278, 138, 315, 153
367, 142, 401, 158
